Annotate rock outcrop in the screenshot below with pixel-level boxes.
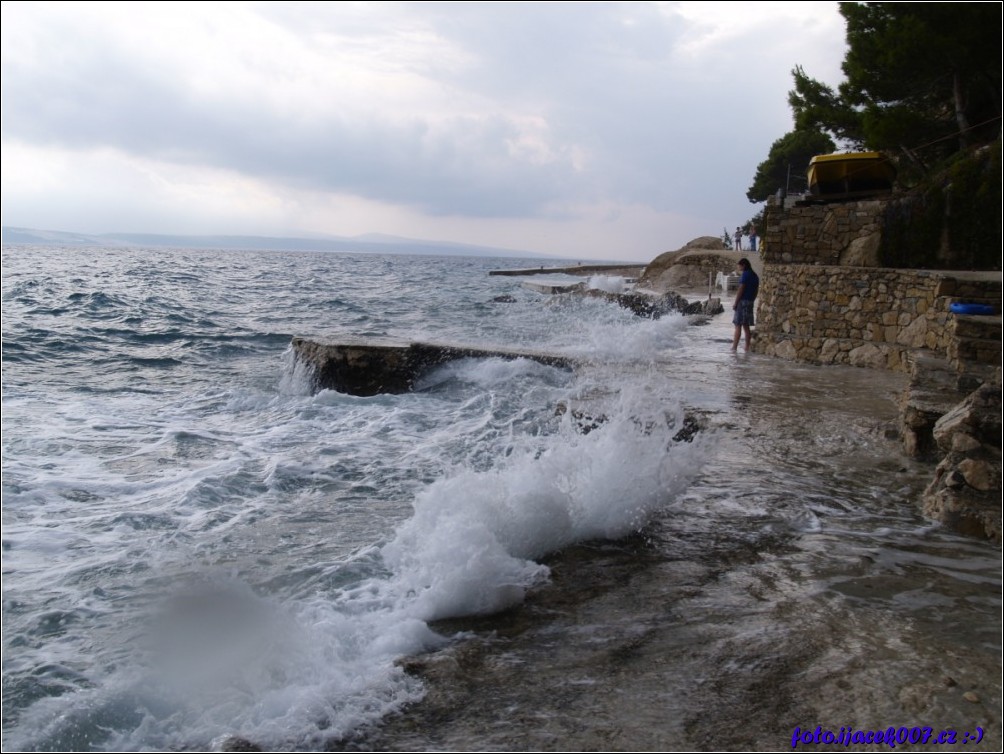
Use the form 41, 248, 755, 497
636, 236, 746, 294
920, 384, 1002, 542
582, 289, 722, 318
899, 354, 968, 459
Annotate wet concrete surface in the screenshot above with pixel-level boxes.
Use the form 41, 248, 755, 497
332, 314, 1002, 752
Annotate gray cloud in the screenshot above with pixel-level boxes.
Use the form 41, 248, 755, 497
1, 2, 847, 255
2, 5, 593, 217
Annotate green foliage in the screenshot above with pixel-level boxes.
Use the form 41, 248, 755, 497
789, 3, 1001, 167
747, 128, 836, 202
879, 141, 1001, 271
721, 227, 733, 249
788, 66, 861, 147
753, 2, 1001, 272
878, 185, 946, 270
943, 141, 1002, 270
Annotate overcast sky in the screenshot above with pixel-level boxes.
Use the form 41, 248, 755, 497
1, 1, 847, 260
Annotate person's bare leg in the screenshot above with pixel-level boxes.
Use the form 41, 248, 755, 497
743, 324, 752, 351
732, 325, 741, 351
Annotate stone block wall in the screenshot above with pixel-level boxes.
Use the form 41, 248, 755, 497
762, 199, 887, 267
754, 197, 1001, 542
756, 198, 1001, 372
752, 264, 955, 371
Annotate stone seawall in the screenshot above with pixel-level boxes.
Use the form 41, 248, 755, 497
755, 198, 1000, 373
753, 265, 953, 371
752, 198, 1001, 540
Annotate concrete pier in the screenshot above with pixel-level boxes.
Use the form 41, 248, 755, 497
290, 337, 575, 396
489, 264, 646, 277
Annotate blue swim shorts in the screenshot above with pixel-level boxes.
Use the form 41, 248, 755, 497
732, 299, 755, 326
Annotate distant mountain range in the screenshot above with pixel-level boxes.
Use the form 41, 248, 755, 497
1, 226, 564, 260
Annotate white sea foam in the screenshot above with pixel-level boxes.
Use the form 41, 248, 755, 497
587, 275, 627, 293
382, 393, 706, 620
578, 311, 690, 362
5, 367, 707, 752
6, 247, 999, 753
277, 345, 316, 396
414, 355, 569, 392
0, 249, 709, 750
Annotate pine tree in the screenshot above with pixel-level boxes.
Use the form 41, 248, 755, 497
788, 2, 1001, 169
746, 128, 836, 202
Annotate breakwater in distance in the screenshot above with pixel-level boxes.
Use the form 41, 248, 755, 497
489, 262, 646, 277
2, 244, 999, 751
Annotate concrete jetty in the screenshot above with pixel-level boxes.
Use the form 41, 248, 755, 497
489, 264, 646, 277
290, 337, 575, 396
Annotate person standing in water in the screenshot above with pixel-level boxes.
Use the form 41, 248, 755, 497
731, 258, 759, 352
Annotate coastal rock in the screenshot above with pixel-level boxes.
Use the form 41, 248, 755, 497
219, 736, 263, 752
583, 289, 688, 318
933, 384, 1003, 449
920, 384, 1002, 542
951, 433, 982, 453
687, 297, 725, 316
958, 458, 997, 491
636, 237, 745, 294
554, 404, 706, 442
899, 354, 969, 459
582, 289, 722, 319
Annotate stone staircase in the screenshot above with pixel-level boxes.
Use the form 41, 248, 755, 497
949, 314, 1001, 389
939, 274, 1002, 390
899, 275, 1001, 541
900, 274, 1000, 459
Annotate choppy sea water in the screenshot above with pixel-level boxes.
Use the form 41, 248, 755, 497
1, 245, 1000, 752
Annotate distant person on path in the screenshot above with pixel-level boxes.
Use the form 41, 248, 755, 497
731, 258, 759, 352
734, 226, 743, 251
749, 224, 757, 252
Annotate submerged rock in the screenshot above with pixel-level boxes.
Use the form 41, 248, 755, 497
219, 736, 262, 752
555, 401, 707, 442
583, 289, 687, 318
582, 289, 724, 319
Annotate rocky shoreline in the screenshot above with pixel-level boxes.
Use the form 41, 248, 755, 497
912, 380, 1002, 541
301, 235, 1002, 542
257, 250, 1002, 753
306, 310, 1000, 753
630, 235, 1002, 543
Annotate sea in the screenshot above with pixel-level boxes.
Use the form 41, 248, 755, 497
1, 244, 1000, 752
